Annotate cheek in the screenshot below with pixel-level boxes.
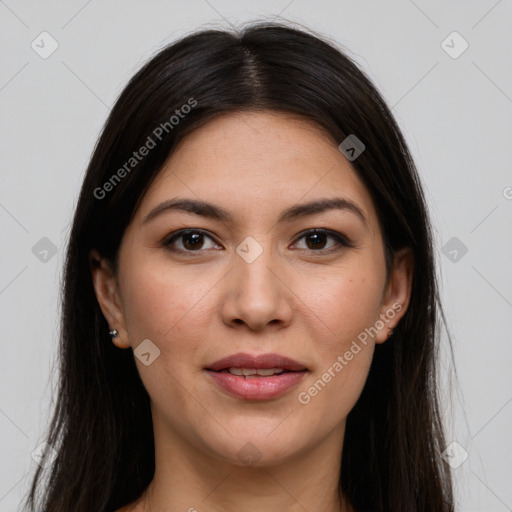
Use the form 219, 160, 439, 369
295, 265, 384, 351
291, 263, 384, 415
120, 259, 215, 344
118, 259, 217, 406
298, 344, 374, 432
334, 276, 382, 337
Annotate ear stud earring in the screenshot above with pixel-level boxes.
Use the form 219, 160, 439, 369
109, 329, 119, 338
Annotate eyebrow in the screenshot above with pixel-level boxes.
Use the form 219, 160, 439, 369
142, 197, 368, 227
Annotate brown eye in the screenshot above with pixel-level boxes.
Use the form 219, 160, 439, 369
293, 229, 353, 253
162, 228, 353, 256
163, 230, 221, 253
182, 232, 204, 250
304, 232, 329, 250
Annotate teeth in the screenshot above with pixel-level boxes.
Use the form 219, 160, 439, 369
227, 367, 285, 376
253, 368, 285, 376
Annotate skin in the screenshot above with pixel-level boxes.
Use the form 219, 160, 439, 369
90, 111, 413, 512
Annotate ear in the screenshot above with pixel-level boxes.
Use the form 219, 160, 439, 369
375, 246, 414, 344
89, 249, 130, 349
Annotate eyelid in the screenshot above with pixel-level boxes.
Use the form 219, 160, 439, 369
162, 228, 354, 254
162, 229, 221, 252
291, 228, 354, 250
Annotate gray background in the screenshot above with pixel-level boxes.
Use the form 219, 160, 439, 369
1, 1, 511, 510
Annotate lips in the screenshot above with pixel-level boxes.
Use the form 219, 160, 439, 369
204, 352, 309, 400
205, 352, 307, 372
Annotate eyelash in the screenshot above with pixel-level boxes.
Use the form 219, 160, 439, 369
162, 228, 354, 255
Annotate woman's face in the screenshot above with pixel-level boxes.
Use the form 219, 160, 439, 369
92, 111, 412, 468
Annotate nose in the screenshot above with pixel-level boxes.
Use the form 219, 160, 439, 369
220, 241, 293, 332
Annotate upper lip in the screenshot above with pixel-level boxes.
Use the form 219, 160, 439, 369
206, 352, 308, 372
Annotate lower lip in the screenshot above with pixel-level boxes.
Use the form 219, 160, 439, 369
205, 370, 308, 400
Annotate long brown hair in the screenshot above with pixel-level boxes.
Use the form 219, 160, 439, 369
24, 22, 454, 511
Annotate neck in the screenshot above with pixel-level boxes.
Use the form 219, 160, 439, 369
135, 415, 350, 512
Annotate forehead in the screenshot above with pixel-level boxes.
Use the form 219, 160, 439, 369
136, 111, 380, 234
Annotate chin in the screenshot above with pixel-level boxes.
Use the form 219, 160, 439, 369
203, 430, 304, 468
